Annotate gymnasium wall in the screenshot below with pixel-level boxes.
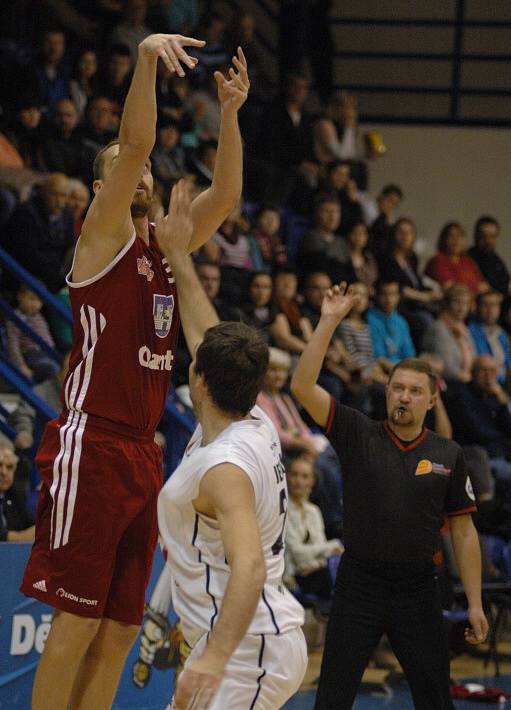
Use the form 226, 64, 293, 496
366, 123, 511, 263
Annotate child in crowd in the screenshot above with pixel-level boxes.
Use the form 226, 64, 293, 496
6, 284, 59, 383
250, 205, 287, 271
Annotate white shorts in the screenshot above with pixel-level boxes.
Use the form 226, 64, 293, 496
177, 626, 307, 709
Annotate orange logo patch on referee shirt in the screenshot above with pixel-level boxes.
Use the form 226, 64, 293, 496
415, 459, 433, 475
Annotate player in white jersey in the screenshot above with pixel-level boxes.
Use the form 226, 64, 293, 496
154, 185, 307, 709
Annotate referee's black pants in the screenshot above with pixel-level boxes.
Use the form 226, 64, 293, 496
314, 553, 454, 710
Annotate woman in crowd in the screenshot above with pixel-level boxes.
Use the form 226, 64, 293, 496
381, 217, 442, 347
271, 267, 313, 356
285, 456, 343, 600
249, 205, 287, 271
241, 271, 276, 339
69, 49, 99, 119
343, 220, 378, 293
425, 221, 489, 296
422, 284, 476, 383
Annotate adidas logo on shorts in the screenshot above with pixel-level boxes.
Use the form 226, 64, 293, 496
33, 580, 47, 592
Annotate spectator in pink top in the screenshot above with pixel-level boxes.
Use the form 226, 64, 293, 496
425, 221, 489, 296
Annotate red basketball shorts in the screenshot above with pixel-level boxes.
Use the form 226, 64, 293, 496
20, 413, 163, 626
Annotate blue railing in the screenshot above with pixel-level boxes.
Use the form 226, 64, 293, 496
0, 246, 72, 325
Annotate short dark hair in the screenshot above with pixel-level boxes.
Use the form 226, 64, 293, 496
380, 184, 403, 200
474, 215, 500, 246
476, 288, 503, 309
326, 159, 351, 174
375, 278, 400, 294
195, 322, 269, 417
313, 192, 340, 212
92, 138, 120, 180
388, 358, 437, 394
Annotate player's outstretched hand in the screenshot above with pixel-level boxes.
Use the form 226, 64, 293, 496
214, 46, 249, 112
321, 282, 357, 324
155, 179, 194, 259
139, 34, 205, 77
172, 659, 223, 710
465, 607, 489, 645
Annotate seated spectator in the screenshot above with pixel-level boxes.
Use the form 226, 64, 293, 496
3, 173, 74, 292
190, 139, 217, 187
186, 72, 222, 142
226, 12, 269, 101
343, 220, 378, 292
381, 217, 441, 347
284, 456, 343, 600
298, 193, 349, 282
41, 98, 81, 176
195, 261, 242, 321
108, 0, 151, 65
240, 271, 276, 339
34, 29, 70, 113
447, 356, 511, 486
422, 285, 476, 383
367, 280, 416, 363
425, 221, 489, 296
249, 206, 287, 272
98, 43, 133, 114
257, 349, 343, 538
312, 91, 359, 164
201, 205, 257, 301
5, 95, 46, 171
320, 160, 363, 235
469, 290, 511, 386
10, 352, 69, 451
76, 96, 117, 184
300, 271, 354, 398
69, 48, 99, 119
258, 73, 316, 204
468, 215, 510, 297
67, 179, 90, 240
151, 117, 186, 193
368, 183, 403, 260
0, 444, 35, 542
338, 282, 391, 386
6, 284, 60, 383
271, 267, 313, 356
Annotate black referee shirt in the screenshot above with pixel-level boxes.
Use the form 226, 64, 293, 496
324, 398, 476, 565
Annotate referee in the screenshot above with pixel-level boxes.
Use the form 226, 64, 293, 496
291, 283, 489, 710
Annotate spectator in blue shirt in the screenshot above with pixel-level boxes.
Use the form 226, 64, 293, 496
469, 290, 511, 386
367, 279, 416, 363
34, 29, 70, 114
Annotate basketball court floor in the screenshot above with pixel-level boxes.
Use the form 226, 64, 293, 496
283, 645, 511, 709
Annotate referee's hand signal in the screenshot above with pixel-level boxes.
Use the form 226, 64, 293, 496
321, 282, 358, 324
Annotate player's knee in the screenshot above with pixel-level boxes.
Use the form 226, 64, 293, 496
51, 610, 102, 649
101, 619, 140, 650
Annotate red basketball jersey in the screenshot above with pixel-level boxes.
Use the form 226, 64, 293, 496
63, 225, 179, 438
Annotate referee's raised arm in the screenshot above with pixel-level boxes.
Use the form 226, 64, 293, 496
291, 282, 357, 427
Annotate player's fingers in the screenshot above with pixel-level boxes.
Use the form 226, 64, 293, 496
170, 39, 197, 69
228, 67, 246, 91
232, 55, 249, 86
332, 285, 341, 294
154, 205, 164, 227
237, 45, 247, 68
159, 49, 176, 76
163, 46, 184, 77
178, 36, 206, 48
222, 85, 246, 101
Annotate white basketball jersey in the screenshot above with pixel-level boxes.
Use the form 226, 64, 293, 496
157, 405, 305, 647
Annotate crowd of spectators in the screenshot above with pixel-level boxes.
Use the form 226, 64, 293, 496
0, 2, 510, 616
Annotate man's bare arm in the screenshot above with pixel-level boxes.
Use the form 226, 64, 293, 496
189, 47, 249, 252
79, 35, 204, 268
173, 464, 266, 709
155, 181, 219, 356
292, 283, 356, 427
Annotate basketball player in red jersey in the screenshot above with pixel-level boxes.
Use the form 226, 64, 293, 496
20, 33, 249, 709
